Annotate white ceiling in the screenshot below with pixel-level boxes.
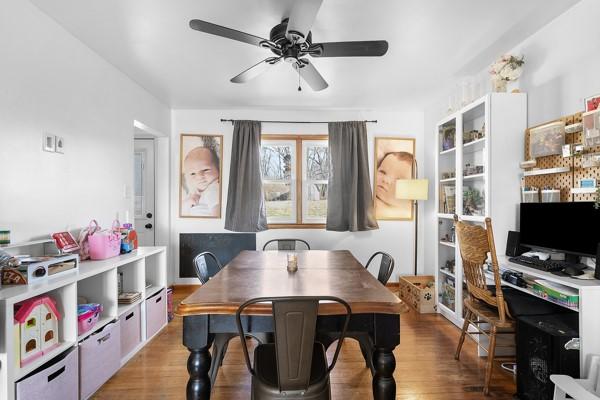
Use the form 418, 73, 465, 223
31, 0, 579, 109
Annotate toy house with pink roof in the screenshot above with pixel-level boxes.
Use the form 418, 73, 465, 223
14, 295, 61, 367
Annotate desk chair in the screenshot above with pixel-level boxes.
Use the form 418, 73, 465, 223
453, 216, 516, 395
236, 296, 351, 400
365, 251, 395, 285
193, 251, 271, 385
552, 355, 600, 400
262, 239, 311, 251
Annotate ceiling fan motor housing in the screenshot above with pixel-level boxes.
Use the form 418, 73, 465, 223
269, 18, 312, 57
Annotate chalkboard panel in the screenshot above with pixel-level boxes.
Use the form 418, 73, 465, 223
180, 233, 256, 278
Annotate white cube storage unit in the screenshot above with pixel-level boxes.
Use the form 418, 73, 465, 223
0, 246, 168, 400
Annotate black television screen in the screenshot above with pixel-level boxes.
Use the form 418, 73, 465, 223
520, 202, 600, 257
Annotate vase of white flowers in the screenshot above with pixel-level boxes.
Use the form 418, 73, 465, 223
489, 54, 525, 93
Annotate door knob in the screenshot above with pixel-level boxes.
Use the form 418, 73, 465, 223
145, 223, 153, 229
146, 212, 153, 218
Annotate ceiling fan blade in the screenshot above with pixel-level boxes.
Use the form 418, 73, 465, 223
309, 40, 389, 57
285, 0, 323, 43
231, 57, 282, 83
190, 19, 270, 47
292, 60, 328, 91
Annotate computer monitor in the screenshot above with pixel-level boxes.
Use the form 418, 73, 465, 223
520, 202, 600, 258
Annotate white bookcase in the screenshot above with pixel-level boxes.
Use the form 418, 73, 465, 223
434, 93, 527, 327
0, 245, 168, 400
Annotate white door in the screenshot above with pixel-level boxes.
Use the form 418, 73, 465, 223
134, 139, 155, 246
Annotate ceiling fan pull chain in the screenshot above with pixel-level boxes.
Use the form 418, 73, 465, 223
298, 65, 302, 91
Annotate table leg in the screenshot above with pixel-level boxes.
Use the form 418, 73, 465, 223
184, 316, 213, 400
372, 314, 400, 400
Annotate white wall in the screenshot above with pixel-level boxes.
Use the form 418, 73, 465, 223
0, 0, 170, 243
423, 0, 600, 275
171, 109, 424, 284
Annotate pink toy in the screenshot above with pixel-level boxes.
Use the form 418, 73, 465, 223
78, 303, 103, 336
88, 220, 121, 260
14, 296, 61, 367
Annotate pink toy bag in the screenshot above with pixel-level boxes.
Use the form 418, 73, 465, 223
87, 220, 121, 260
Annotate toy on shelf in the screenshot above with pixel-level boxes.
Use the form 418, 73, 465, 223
14, 295, 61, 367
77, 303, 103, 336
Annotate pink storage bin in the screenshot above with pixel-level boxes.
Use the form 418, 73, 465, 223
78, 304, 103, 336
16, 347, 78, 400
146, 288, 167, 339
80, 320, 121, 399
119, 304, 141, 359
88, 220, 121, 260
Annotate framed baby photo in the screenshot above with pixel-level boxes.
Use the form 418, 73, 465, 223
179, 133, 223, 218
373, 137, 415, 220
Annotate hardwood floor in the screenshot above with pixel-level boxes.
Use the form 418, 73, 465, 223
93, 286, 516, 399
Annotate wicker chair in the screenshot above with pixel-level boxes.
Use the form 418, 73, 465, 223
453, 215, 516, 396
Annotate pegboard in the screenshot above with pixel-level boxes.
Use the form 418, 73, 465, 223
523, 112, 600, 202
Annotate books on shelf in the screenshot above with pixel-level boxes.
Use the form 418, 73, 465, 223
532, 279, 579, 309
118, 292, 142, 304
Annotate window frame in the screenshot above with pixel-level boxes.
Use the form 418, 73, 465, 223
261, 134, 328, 229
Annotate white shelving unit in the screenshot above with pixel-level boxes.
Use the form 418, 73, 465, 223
434, 93, 527, 327
0, 245, 168, 400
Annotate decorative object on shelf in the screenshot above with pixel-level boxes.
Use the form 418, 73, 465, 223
14, 295, 61, 367
441, 171, 455, 180
529, 121, 565, 158
489, 54, 524, 93
583, 109, 600, 147
51, 231, 80, 254
0, 229, 10, 245
584, 93, 600, 112
540, 188, 560, 203
580, 178, 597, 189
463, 129, 485, 144
440, 125, 456, 151
463, 163, 484, 176
521, 186, 539, 203
118, 292, 141, 304
373, 137, 416, 220
582, 153, 600, 168
442, 185, 456, 214
179, 133, 223, 218
398, 275, 435, 313
463, 187, 484, 216
443, 259, 456, 274
520, 160, 536, 169
77, 303, 103, 336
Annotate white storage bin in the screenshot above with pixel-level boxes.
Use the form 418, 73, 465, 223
79, 319, 121, 399
119, 304, 141, 359
521, 189, 539, 203
146, 288, 167, 340
541, 189, 560, 203
16, 347, 78, 400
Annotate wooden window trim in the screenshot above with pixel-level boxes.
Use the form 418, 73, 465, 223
262, 134, 328, 229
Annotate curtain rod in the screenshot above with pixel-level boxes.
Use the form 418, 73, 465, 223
220, 118, 377, 125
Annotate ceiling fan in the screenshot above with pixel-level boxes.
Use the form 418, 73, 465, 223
189, 0, 388, 91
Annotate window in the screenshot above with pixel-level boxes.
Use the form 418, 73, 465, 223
261, 135, 328, 227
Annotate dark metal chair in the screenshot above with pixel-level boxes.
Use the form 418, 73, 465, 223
365, 251, 395, 285
236, 296, 351, 400
192, 251, 271, 385
262, 239, 311, 251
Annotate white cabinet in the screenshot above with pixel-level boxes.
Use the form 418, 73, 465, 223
434, 93, 527, 327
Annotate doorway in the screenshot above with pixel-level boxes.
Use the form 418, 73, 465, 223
134, 139, 155, 246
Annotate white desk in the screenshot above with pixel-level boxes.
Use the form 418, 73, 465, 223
495, 255, 600, 375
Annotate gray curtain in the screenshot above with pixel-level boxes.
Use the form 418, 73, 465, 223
326, 121, 379, 232
224, 120, 268, 232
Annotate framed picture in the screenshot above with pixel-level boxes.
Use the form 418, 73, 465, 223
373, 137, 415, 220
580, 178, 597, 189
529, 121, 565, 158
179, 134, 223, 218
584, 93, 600, 112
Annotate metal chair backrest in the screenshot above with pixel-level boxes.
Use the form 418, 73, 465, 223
453, 215, 508, 322
262, 239, 311, 251
365, 251, 395, 285
193, 251, 223, 284
236, 296, 351, 392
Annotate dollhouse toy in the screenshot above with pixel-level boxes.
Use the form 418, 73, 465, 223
14, 295, 61, 367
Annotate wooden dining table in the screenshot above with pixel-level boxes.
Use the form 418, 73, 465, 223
177, 250, 403, 400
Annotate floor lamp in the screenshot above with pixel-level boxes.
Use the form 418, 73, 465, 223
395, 161, 429, 276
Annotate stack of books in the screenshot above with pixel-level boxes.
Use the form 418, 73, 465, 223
118, 292, 142, 304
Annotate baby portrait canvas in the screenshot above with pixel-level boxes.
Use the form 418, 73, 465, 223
374, 137, 415, 220
179, 134, 223, 218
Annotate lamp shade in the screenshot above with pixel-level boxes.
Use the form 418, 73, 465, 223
395, 179, 429, 200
